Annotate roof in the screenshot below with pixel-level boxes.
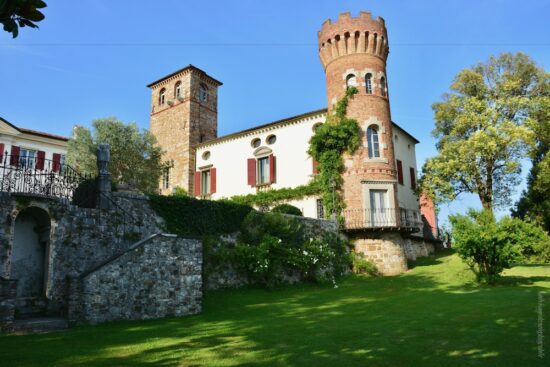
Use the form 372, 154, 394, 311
147, 64, 223, 88
0, 117, 69, 142
197, 108, 420, 148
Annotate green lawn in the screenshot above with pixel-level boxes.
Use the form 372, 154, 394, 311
2, 250, 550, 366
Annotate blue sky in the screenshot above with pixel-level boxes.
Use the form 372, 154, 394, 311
1, 0, 549, 223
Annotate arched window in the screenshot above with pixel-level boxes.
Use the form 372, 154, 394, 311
174, 81, 182, 99
367, 126, 380, 158
346, 74, 357, 89
380, 76, 387, 97
159, 88, 166, 105
365, 73, 373, 94
199, 83, 208, 102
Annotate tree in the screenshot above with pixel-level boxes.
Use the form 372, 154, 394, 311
66, 117, 168, 194
420, 53, 549, 213
1, 0, 46, 38
512, 86, 550, 232
450, 209, 549, 284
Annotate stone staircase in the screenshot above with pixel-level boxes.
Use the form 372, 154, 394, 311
12, 297, 68, 334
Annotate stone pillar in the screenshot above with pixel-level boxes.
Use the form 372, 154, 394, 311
0, 278, 17, 332
96, 144, 112, 210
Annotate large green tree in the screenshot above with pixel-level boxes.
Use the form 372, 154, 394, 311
67, 117, 168, 194
1, 0, 46, 38
420, 53, 549, 212
512, 90, 550, 231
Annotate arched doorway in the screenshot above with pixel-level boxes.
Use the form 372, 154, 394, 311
11, 206, 51, 299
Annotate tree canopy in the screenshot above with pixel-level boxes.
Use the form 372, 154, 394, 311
66, 117, 168, 194
419, 53, 549, 212
1, 0, 46, 38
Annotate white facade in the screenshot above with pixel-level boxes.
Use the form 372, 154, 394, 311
195, 109, 421, 219
0, 117, 68, 168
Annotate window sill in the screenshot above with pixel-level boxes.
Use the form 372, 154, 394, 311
363, 157, 388, 164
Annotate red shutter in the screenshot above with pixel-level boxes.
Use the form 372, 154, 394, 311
0, 143, 4, 159
10, 146, 20, 166
194, 171, 201, 196
247, 158, 256, 186
312, 159, 318, 174
396, 160, 403, 185
36, 151, 45, 170
52, 153, 61, 172
210, 168, 216, 194
410, 167, 416, 190
269, 154, 276, 183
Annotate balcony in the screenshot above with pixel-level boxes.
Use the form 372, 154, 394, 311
342, 208, 423, 232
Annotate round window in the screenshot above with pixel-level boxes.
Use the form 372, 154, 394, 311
202, 151, 211, 160
251, 138, 261, 148
312, 123, 322, 132
266, 135, 277, 145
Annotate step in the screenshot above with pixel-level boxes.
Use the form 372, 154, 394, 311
13, 317, 68, 334
14, 297, 47, 319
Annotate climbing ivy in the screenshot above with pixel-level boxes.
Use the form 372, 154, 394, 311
228, 182, 321, 208
308, 87, 360, 217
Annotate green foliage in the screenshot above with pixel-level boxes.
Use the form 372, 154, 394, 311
1, 0, 46, 38
228, 182, 320, 208
271, 204, 303, 216
14, 195, 31, 210
450, 209, 550, 284
308, 87, 360, 217
67, 117, 169, 194
351, 252, 380, 276
148, 194, 253, 238
171, 186, 188, 198
231, 212, 351, 288
72, 178, 97, 208
420, 53, 549, 212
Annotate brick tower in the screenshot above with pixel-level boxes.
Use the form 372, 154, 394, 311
148, 65, 222, 195
318, 12, 398, 215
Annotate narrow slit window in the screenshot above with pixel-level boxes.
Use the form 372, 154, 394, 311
367, 127, 380, 158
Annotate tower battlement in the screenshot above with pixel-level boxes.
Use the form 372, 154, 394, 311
318, 11, 389, 69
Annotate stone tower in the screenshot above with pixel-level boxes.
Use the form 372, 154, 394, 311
318, 11, 398, 213
148, 65, 222, 195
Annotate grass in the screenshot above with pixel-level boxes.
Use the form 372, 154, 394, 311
1, 250, 550, 366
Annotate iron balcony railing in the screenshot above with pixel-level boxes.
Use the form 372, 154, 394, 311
0, 152, 90, 200
342, 208, 423, 230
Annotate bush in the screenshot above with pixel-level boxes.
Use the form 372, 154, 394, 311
271, 204, 303, 216
450, 209, 550, 284
72, 178, 97, 208
231, 211, 351, 288
148, 194, 253, 237
351, 252, 379, 276
171, 186, 188, 198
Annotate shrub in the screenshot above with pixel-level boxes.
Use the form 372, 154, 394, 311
351, 252, 379, 276
171, 186, 188, 198
148, 194, 253, 237
271, 204, 303, 216
72, 178, 97, 208
450, 209, 550, 284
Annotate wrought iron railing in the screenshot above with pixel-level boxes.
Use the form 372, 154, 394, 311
0, 152, 90, 200
342, 208, 423, 230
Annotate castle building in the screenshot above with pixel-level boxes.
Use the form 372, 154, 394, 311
149, 11, 439, 274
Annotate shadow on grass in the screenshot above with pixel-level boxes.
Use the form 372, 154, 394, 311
1, 250, 549, 367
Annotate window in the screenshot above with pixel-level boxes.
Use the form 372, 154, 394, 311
396, 160, 404, 185
199, 83, 208, 102
162, 167, 170, 189
202, 151, 211, 160
365, 73, 373, 94
369, 189, 388, 226
367, 126, 380, 158
251, 138, 261, 148
159, 88, 166, 105
257, 156, 270, 185
410, 167, 416, 190
59, 154, 66, 173
346, 74, 357, 89
201, 170, 211, 195
175, 81, 182, 99
316, 199, 325, 219
199, 134, 206, 143
380, 76, 387, 97
312, 123, 322, 132
19, 149, 37, 169
266, 135, 277, 145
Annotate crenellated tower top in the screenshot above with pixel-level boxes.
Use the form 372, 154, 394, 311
318, 11, 389, 69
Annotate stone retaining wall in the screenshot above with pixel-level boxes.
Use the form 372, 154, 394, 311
69, 234, 202, 325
